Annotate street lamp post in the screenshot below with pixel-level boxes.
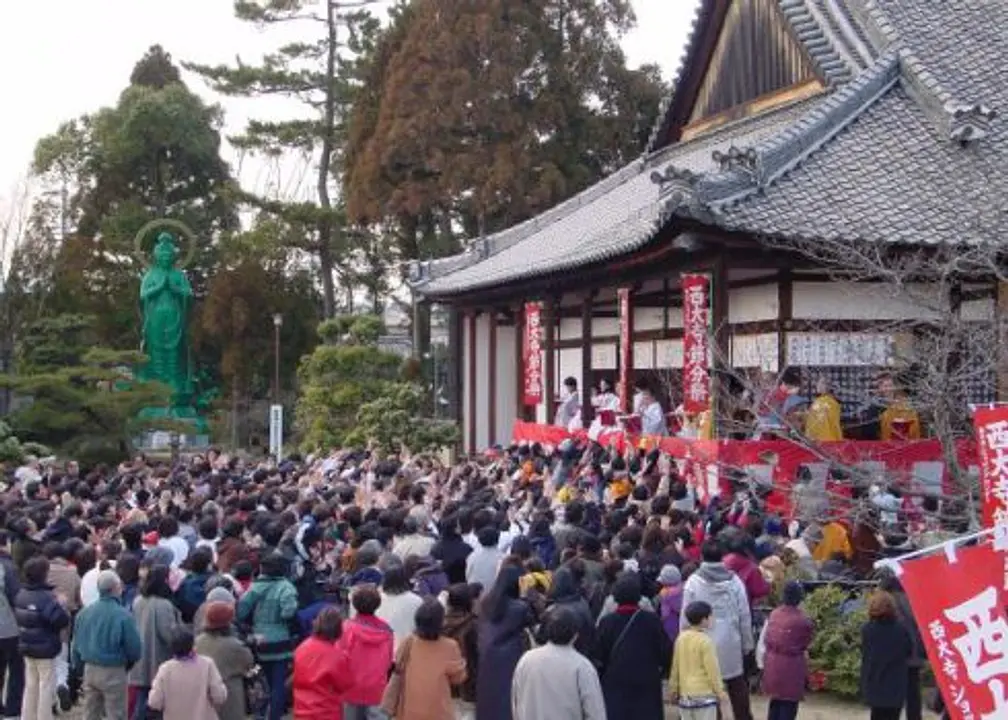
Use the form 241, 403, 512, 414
273, 313, 283, 403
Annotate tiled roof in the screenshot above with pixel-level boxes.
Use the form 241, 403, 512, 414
415, 99, 817, 295
414, 0, 1005, 297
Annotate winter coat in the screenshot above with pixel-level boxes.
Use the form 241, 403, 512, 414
528, 534, 558, 570
430, 535, 472, 585
129, 594, 180, 687
411, 558, 450, 598
442, 609, 478, 703
466, 545, 504, 592
658, 586, 683, 646
680, 562, 754, 680
396, 635, 467, 720
236, 574, 299, 661
511, 643, 606, 720
148, 654, 228, 720
194, 631, 254, 720
594, 605, 671, 720
14, 583, 70, 659
0, 550, 20, 640
723, 552, 771, 605
292, 636, 354, 720
759, 605, 814, 702
215, 537, 251, 574
891, 589, 927, 668
46, 558, 81, 615
376, 590, 424, 652
175, 571, 210, 623
341, 614, 394, 706
860, 618, 911, 709
72, 594, 143, 668
476, 598, 534, 720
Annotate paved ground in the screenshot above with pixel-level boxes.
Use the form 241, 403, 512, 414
61, 693, 937, 719
669, 694, 939, 719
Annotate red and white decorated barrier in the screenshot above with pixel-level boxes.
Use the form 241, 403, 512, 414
510, 420, 977, 513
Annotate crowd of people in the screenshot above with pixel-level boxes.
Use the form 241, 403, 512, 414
0, 439, 954, 720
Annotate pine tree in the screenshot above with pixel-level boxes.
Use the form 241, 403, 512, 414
185, 0, 384, 318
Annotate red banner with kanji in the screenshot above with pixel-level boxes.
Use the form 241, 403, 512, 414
682, 274, 711, 413
898, 541, 1008, 720
522, 302, 543, 406
975, 406, 1008, 528
618, 288, 632, 412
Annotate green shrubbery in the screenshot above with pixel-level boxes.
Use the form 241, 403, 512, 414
802, 585, 868, 699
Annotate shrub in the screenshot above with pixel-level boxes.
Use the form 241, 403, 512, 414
802, 585, 868, 699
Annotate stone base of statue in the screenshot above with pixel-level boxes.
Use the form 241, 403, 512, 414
136, 406, 211, 453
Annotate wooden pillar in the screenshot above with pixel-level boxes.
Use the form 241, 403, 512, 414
467, 311, 477, 454
618, 287, 634, 411
711, 259, 730, 437
543, 299, 557, 423
515, 303, 526, 420
488, 311, 498, 445
777, 269, 793, 374
581, 293, 594, 428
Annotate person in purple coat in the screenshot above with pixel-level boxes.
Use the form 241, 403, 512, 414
757, 581, 814, 720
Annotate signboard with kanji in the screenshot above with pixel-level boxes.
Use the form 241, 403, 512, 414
522, 302, 543, 406
681, 274, 712, 413
975, 406, 1008, 528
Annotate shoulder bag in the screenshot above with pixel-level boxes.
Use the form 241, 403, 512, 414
380, 636, 415, 717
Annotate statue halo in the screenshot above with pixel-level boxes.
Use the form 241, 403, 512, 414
133, 218, 196, 269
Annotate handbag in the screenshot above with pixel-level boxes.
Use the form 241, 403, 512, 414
244, 665, 271, 720
380, 637, 415, 717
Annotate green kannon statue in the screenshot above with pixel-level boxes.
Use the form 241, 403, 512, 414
140, 232, 193, 398
136, 222, 204, 431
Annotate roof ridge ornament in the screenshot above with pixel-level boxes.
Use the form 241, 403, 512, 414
946, 101, 998, 144
649, 166, 714, 223
712, 146, 767, 187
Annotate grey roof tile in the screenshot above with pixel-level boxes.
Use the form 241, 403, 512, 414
416, 0, 1008, 296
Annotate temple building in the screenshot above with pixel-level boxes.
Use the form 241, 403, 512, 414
411, 0, 1008, 454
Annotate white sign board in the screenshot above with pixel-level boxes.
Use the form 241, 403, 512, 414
269, 404, 283, 459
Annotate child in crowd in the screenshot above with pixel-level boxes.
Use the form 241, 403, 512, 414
669, 601, 727, 720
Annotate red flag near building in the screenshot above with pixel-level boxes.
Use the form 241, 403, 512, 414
522, 302, 543, 407
897, 541, 1008, 720
974, 406, 1008, 528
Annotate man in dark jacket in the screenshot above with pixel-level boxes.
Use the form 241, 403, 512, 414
880, 574, 927, 720
15, 555, 71, 720
0, 530, 22, 718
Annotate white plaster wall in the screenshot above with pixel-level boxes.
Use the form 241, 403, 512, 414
792, 282, 941, 321
655, 339, 684, 368
535, 346, 548, 424
635, 307, 665, 332
593, 317, 619, 336
729, 284, 779, 323
474, 314, 490, 450
732, 333, 779, 371
558, 348, 584, 395
495, 326, 517, 447
963, 298, 995, 322
462, 317, 473, 452
559, 318, 580, 341
634, 341, 655, 369
593, 343, 617, 370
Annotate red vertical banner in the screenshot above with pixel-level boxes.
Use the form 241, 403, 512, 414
522, 302, 543, 406
898, 541, 1008, 720
975, 406, 1008, 528
618, 288, 633, 412
682, 274, 712, 413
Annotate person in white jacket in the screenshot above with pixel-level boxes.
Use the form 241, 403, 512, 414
512, 606, 606, 720
680, 539, 755, 720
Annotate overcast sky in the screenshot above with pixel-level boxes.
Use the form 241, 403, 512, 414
0, 0, 700, 208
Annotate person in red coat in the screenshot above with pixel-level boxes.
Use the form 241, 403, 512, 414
341, 585, 395, 718
758, 581, 814, 720
723, 536, 771, 607
293, 607, 355, 720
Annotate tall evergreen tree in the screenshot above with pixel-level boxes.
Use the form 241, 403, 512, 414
186, 0, 384, 318
345, 0, 667, 259
27, 45, 239, 351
